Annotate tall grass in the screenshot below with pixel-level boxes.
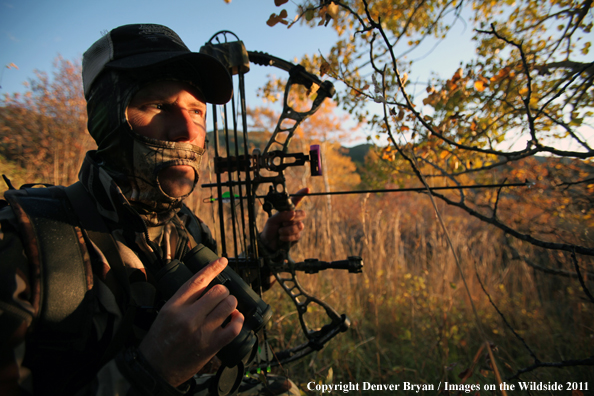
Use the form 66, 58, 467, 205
192, 183, 594, 394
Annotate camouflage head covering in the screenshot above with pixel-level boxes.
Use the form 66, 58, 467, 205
85, 68, 204, 226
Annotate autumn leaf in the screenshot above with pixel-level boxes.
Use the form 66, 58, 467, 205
490, 67, 511, 82
451, 68, 463, 83
266, 9, 289, 27
474, 80, 486, 92
327, 3, 339, 18
320, 60, 330, 77
446, 80, 458, 91
274, 0, 288, 5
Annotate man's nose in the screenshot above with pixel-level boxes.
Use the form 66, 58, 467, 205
167, 108, 204, 145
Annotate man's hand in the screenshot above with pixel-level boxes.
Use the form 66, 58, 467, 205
260, 187, 309, 251
139, 258, 243, 388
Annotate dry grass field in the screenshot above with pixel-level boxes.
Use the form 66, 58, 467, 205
190, 177, 594, 395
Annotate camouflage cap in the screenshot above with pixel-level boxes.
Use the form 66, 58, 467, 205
82, 24, 232, 104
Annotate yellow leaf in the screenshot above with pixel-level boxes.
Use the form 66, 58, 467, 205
327, 3, 339, 19
474, 80, 486, 92
440, 150, 450, 159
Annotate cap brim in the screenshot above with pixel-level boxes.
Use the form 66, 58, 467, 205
106, 52, 233, 104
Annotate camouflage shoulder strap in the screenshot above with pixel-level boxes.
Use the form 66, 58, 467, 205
4, 184, 95, 350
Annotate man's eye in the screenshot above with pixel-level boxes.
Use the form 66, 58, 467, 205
152, 104, 163, 110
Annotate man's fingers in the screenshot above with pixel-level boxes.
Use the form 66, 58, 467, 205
273, 209, 306, 224
171, 257, 228, 305
203, 294, 238, 327
290, 187, 310, 207
278, 221, 305, 237
215, 310, 244, 346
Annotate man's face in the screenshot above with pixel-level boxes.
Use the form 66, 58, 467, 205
126, 80, 207, 198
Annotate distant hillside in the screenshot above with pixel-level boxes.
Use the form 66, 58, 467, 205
206, 130, 271, 155
343, 143, 374, 166
206, 130, 374, 169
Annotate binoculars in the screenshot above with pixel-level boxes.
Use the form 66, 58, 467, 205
154, 244, 272, 367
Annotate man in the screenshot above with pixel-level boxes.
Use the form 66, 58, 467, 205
0, 24, 305, 395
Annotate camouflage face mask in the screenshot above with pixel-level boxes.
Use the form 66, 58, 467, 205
129, 133, 205, 203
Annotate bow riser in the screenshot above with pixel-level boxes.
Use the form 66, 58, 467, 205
200, 32, 363, 370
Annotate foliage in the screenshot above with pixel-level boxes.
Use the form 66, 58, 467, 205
0, 56, 94, 189
261, 0, 594, 381
196, 176, 594, 392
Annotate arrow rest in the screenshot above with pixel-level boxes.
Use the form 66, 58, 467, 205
199, 31, 364, 382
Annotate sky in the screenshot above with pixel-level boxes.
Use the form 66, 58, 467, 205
0, 0, 489, 147
0, 1, 339, 101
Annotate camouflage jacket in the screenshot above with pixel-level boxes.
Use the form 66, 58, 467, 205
0, 151, 217, 395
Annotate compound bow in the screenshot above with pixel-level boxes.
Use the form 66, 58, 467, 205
199, 31, 364, 370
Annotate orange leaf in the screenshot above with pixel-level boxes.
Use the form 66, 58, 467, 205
351, 88, 362, 96
320, 60, 330, 77
401, 125, 410, 132
474, 80, 486, 92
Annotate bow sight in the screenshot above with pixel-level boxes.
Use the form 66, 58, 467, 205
199, 31, 364, 375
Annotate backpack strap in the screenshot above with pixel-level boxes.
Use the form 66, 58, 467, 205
64, 182, 131, 299
4, 186, 94, 350
178, 204, 217, 253
63, 182, 137, 366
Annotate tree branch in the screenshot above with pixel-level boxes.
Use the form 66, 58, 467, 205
572, 249, 594, 304
507, 356, 594, 380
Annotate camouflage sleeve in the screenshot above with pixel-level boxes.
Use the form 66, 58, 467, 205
0, 205, 35, 395
0, 204, 188, 396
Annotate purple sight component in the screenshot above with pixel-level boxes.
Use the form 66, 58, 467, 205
309, 144, 322, 176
